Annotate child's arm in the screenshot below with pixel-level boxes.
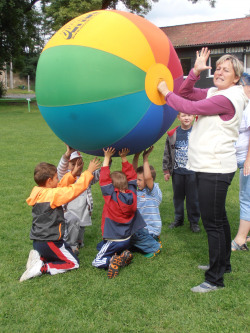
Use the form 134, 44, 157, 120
100, 148, 116, 195
28, 158, 102, 209
143, 146, 154, 190
119, 148, 130, 163
71, 158, 83, 178
119, 149, 137, 191
132, 152, 141, 171
162, 136, 172, 182
91, 157, 112, 185
103, 147, 116, 167
51, 158, 101, 208
57, 144, 75, 180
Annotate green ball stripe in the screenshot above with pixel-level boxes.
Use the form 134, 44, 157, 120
36, 45, 146, 107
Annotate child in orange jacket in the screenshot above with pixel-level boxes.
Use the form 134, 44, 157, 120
20, 157, 101, 282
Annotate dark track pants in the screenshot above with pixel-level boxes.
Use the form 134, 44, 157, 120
33, 240, 79, 275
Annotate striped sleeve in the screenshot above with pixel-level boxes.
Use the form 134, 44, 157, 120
57, 155, 69, 180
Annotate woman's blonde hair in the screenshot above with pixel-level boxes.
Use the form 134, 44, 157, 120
216, 54, 243, 81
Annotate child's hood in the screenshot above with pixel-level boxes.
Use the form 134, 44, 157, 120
167, 126, 179, 137
116, 191, 137, 217
26, 186, 46, 206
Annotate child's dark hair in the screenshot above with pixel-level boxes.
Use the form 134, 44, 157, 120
34, 162, 57, 186
110, 171, 128, 191
136, 165, 156, 181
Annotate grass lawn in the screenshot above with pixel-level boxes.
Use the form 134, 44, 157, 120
0, 102, 249, 332
6, 88, 35, 94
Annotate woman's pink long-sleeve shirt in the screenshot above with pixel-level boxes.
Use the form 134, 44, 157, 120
165, 69, 235, 121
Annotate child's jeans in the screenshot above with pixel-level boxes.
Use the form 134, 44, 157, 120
130, 227, 161, 253
92, 238, 131, 269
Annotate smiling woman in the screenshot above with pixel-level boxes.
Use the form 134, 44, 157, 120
157, 47, 249, 293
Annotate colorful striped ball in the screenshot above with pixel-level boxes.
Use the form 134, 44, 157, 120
36, 10, 183, 155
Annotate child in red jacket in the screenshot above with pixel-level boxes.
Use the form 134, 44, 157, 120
92, 147, 146, 278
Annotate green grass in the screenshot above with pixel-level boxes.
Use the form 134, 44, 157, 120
7, 88, 35, 94
0, 103, 249, 332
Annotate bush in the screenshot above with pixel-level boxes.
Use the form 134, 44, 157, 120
0, 81, 6, 98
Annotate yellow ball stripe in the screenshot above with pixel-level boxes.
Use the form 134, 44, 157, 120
43, 10, 155, 72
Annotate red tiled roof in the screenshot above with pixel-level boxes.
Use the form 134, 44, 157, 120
161, 17, 250, 47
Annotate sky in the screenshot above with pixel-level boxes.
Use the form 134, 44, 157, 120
143, 0, 250, 27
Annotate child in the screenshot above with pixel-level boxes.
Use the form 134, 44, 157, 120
20, 157, 101, 282
162, 112, 200, 232
132, 146, 162, 258
92, 147, 146, 278
57, 145, 101, 254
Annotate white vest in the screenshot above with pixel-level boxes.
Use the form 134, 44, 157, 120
187, 85, 248, 173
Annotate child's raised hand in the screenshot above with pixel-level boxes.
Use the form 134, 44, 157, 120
134, 151, 141, 158
87, 157, 102, 174
103, 147, 116, 158
65, 143, 76, 159
119, 148, 130, 158
71, 158, 83, 177
143, 146, 154, 160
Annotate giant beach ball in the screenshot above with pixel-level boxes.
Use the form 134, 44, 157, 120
36, 10, 183, 155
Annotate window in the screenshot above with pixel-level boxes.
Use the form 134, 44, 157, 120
208, 56, 221, 77
180, 58, 191, 77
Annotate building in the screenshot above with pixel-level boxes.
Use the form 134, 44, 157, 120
161, 16, 250, 88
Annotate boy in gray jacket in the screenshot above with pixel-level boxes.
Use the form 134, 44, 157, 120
162, 113, 200, 232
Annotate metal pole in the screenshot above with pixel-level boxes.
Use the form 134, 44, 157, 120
27, 98, 31, 112
10, 61, 13, 89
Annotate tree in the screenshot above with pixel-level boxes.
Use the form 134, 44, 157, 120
189, 0, 216, 8
0, 0, 43, 70
41, 0, 159, 32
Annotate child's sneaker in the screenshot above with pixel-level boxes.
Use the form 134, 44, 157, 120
144, 248, 161, 259
107, 255, 120, 279
154, 235, 162, 245
118, 250, 133, 267
107, 250, 133, 279
26, 249, 40, 270
71, 246, 79, 256
20, 257, 43, 282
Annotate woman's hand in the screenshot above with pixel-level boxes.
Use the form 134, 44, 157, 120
193, 47, 212, 77
158, 81, 170, 97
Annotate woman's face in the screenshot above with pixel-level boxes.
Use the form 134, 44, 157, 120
213, 60, 239, 91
